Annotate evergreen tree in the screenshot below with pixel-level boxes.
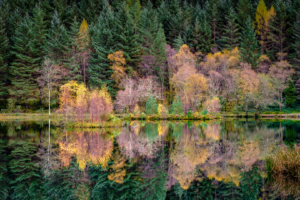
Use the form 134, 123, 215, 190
0, 15, 9, 99
190, 18, 202, 52
237, 0, 252, 26
169, 96, 184, 115
174, 34, 184, 51
284, 81, 296, 107
221, 7, 240, 50
46, 11, 70, 63
9, 141, 42, 200
211, 3, 219, 44
217, 182, 242, 200
9, 16, 41, 108
199, 16, 213, 53
145, 96, 158, 115
88, 1, 116, 95
116, 3, 142, 73
292, 13, 300, 64
268, 0, 288, 61
239, 17, 261, 67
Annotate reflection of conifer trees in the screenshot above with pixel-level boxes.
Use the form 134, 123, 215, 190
0, 140, 8, 200
9, 141, 42, 200
240, 166, 262, 200
137, 147, 168, 200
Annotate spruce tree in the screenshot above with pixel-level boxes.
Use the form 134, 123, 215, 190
268, 0, 288, 61
190, 18, 202, 52
199, 16, 213, 53
237, 0, 252, 26
239, 16, 261, 67
0, 140, 8, 200
115, 3, 142, 73
174, 34, 184, 51
221, 7, 240, 50
46, 11, 70, 63
0, 15, 9, 99
9, 16, 41, 108
292, 13, 300, 64
284, 81, 297, 107
88, 1, 116, 95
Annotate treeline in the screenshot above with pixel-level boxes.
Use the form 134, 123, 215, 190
1, 0, 300, 112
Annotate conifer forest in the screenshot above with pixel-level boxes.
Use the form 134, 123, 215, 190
1, 0, 300, 115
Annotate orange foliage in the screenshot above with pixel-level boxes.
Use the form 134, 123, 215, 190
239, 68, 259, 95
108, 149, 127, 184
239, 141, 260, 169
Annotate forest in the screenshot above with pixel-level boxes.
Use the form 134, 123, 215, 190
1, 0, 300, 115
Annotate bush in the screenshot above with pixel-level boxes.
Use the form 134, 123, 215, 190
200, 110, 208, 115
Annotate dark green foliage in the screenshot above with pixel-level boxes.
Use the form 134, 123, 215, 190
88, 1, 116, 95
221, 7, 240, 50
0, 15, 9, 98
42, 161, 79, 200
9, 16, 41, 107
145, 96, 158, 115
0, 140, 9, 200
217, 182, 242, 200
292, 13, 300, 64
89, 165, 142, 200
9, 141, 42, 200
237, 0, 253, 26
199, 16, 213, 53
267, 0, 288, 61
284, 126, 297, 146
239, 17, 261, 67
169, 96, 184, 115
284, 81, 297, 107
190, 18, 201, 52
239, 167, 262, 200
174, 34, 184, 51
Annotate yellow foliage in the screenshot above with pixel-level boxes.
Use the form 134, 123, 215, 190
203, 124, 221, 140
239, 141, 260, 168
173, 44, 196, 70
239, 69, 260, 95
158, 104, 168, 116
108, 51, 127, 88
255, 0, 268, 36
133, 104, 140, 115
78, 18, 89, 49
99, 84, 113, 114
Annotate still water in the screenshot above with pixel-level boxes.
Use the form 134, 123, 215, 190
0, 119, 299, 200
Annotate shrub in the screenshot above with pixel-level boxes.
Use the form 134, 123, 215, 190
203, 96, 221, 114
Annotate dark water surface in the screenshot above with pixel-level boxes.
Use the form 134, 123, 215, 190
0, 119, 299, 200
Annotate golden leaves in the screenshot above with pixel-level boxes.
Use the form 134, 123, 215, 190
108, 51, 127, 88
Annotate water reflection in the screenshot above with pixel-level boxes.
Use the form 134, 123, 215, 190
0, 119, 300, 199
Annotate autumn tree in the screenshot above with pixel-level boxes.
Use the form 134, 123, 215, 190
77, 18, 90, 84
59, 81, 79, 121
255, 0, 269, 54
108, 51, 127, 89
268, 60, 294, 110
75, 83, 89, 122
38, 59, 61, 116
239, 68, 260, 115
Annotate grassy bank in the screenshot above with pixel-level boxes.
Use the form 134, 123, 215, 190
120, 113, 222, 121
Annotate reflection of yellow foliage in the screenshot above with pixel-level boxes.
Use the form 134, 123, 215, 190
158, 123, 168, 136
204, 124, 221, 140
76, 184, 90, 200
108, 150, 127, 184
57, 131, 113, 170
205, 164, 241, 186
239, 141, 260, 168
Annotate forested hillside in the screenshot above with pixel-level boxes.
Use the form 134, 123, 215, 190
0, 0, 300, 113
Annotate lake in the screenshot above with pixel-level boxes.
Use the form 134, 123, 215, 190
0, 119, 299, 200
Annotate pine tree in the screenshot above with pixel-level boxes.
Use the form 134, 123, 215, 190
9, 16, 41, 108
211, 4, 219, 44
88, 1, 116, 96
240, 167, 262, 200
268, 0, 288, 61
239, 17, 261, 67
0, 140, 8, 200
284, 81, 296, 107
221, 7, 240, 50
